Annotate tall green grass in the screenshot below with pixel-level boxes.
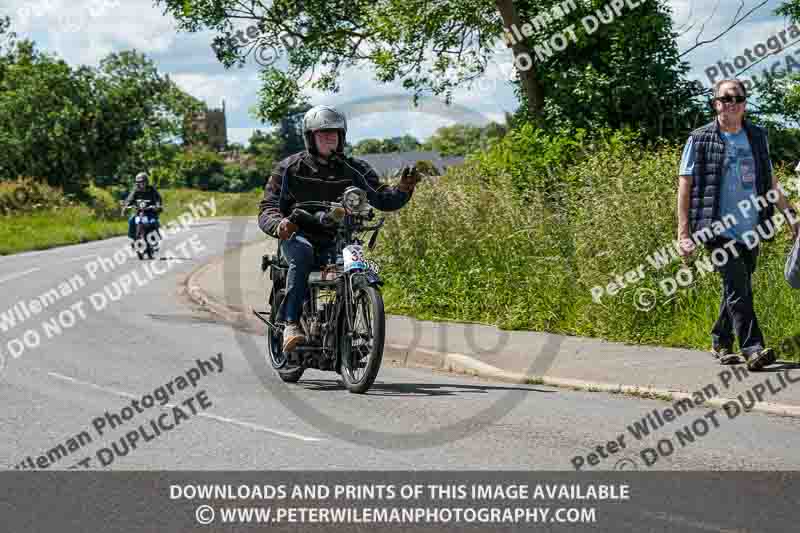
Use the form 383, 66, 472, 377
374, 136, 800, 355
0, 206, 128, 255
160, 188, 262, 219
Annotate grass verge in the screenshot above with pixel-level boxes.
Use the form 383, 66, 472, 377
0, 188, 262, 256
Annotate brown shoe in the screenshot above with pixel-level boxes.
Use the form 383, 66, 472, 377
282, 323, 305, 353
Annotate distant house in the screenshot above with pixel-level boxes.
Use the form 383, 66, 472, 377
355, 150, 465, 177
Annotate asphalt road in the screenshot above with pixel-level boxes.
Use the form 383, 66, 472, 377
1, 218, 800, 473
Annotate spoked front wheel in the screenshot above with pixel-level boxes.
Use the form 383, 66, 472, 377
340, 286, 385, 394
135, 227, 147, 260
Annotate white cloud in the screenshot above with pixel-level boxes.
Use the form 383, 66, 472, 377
5, 0, 796, 143
170, 72, 254, 113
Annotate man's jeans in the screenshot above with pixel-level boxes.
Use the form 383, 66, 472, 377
279, 233, 337, 323
709, 239, 764, 356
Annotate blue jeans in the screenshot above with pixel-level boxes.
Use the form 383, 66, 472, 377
128, 214, 160, 240
278, 233, 337, 323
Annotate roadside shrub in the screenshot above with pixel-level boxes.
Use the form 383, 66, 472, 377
86, 181, 120, 220
471, 124, 639, 201
149, 165, 183, 189
176, 147, 225, 190
0, 177, 71, 215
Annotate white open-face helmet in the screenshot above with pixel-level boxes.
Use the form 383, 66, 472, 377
302, 105, 347, 155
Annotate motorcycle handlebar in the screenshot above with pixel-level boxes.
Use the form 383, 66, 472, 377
292, 201, 334, 211
291, 201, 373, 218
125, 204, 161, 211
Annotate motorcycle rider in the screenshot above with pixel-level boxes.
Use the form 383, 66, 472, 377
258, 105, 422, 353
123, 171, 163, 241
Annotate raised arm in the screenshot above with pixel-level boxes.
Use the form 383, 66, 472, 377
343, 158, 413, 212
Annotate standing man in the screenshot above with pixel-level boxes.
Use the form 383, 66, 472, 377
676, 79, 798, 370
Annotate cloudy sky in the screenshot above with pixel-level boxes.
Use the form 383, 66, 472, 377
1, 0, 797, 145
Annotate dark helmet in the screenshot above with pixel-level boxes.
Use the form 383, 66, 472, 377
302, 105, 347, 155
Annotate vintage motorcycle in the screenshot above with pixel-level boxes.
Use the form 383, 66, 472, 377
254, 186, 387, 394
126, 199, 161, 260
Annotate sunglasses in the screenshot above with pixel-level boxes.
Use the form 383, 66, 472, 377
715, 95, 746, 104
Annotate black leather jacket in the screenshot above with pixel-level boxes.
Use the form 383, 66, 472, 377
258, 151, 412, 242
124, 186, 163, 213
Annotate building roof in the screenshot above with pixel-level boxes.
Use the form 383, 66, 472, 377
355, 150, 465, 177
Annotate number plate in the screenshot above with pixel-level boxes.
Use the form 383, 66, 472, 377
343, 245, 367, 272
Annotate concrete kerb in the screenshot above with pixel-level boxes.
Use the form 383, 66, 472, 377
184, 243, 257, 330
183, 246, 800, 421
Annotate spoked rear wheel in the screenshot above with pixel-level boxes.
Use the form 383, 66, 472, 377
340, 286, 385, 394
267, 286, 304, 383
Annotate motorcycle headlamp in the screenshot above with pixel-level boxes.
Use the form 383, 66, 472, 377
342, 187, 367, 213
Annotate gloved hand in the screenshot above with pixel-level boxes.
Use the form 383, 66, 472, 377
398, 165, 422, 192
287, 208, 337, 237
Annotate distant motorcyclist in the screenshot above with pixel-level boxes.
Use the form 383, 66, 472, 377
258, 105, 422, 354
123, 172, 163, 240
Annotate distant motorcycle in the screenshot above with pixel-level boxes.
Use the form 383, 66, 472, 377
126, 199, 161, 260
255, 186, 387, 394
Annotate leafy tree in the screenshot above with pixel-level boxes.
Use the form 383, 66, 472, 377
422, 122, 508, 156
748, 2, 800, 163
0, 16, 15, 76
247, 129, 283, 160
508, 0, 701, 141
395, 134, 422, 152
157, 0, 700, 138
94, 51, 204, 185
777, 1, 800, 20
352, 135, 421, 155
0, 24, 202, 193
0, 39, 96, 193
352, 138, 385, 155
174, 146, 226, 189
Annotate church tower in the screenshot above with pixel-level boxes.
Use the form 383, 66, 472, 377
186, 99, 228, 151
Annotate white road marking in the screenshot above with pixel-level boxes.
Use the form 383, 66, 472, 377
48, 371, 324, 443
0, 267, 40, 285
60, 254, 102, 264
